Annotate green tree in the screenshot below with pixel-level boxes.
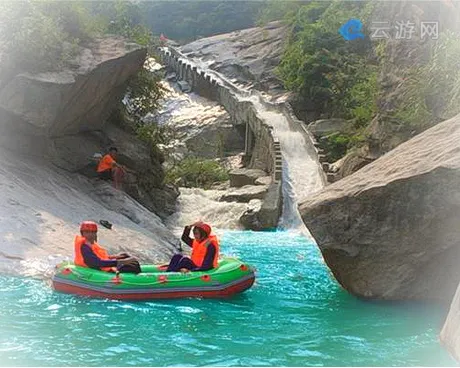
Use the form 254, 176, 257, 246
139, 1, 264, 43
276, 1, 377, 121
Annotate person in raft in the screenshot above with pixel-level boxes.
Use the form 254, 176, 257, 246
74, 221, 139, 273
97, 147, 125, 190
166, 221, 220, 273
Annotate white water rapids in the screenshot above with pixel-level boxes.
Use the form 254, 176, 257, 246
150, 80, 248, 234
157, 51, 325, 233
247, 96, 325, 230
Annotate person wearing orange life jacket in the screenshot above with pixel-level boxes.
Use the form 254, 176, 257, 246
97, 147, 126, 190
74, 221, 136, 272
166, 221, 219, 273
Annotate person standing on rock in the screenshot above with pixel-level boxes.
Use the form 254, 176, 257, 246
166, 221, 220, 273
74, 221, 139, 273
97, 147, 126, 190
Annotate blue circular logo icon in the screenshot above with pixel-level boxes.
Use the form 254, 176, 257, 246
339, 19, 365, 41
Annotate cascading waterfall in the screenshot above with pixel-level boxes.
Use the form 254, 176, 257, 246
246, 96, 325, 230
150, 75, 249, 234
159, 50, 326, 233
165, 187, 248, 235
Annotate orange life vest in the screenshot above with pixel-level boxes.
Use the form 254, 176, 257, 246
97, 154, 115, 173
191, 235, 219, 268
74, 235, 115, 272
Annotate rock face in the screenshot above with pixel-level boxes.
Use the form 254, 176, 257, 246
50, 124, 178, 220
183, 119, 245, 159
299, 114, 460, 301
441, 282, 460, 361
240, 182, 282, 231
0, 147, 178, 278
152, 82, 245, 160
0, 36, 182, 276
0, 36, 178, 219
308, 119, 348, 137
330, 115, 417, 182
0, 37, 146, 142
180, 21, 287, 93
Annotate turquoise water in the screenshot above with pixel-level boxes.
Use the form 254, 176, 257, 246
0, 231, 456, 366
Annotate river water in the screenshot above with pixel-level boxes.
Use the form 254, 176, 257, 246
0, 231, 454, 366
0, 54, 455, 367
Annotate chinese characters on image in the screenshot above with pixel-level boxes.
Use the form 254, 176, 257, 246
370, 21, 439, 40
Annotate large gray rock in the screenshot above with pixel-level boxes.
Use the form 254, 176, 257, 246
0, 36, 178, 219
184, 120, 245, 159
220, 185, 268, 203
0, 147, 177, 278
49, 124, 178, 219
329, 147, 375, 182
152, 85, 245, 160
441, 282, 460, 361
240, 182, 282, 231
0, 37, 146, 148
307, 119, 348, 137
181, 21, 287, 93
229, 168, 267, 187
299, 114, 460, 301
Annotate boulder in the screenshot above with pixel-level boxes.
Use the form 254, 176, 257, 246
0, 146, 177, 277
152, 85, 245, 160
332, 147, 375, 180
183, 120, 245, 159
307, 119, 348, 137
240, 201, 263, 230
255, 176, 272, 186
220, 185, 268, 203
0, 36, 179, 217
299, 114, 460, 301
239, 182, 282, 230
0, 37, 146, 154
229, 168, 267, 187
441, 282, 460, 361
48, 124, 178, 219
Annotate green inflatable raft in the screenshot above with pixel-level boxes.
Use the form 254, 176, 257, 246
52, 257, 256, 300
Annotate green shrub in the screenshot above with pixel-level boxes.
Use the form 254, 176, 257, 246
275, 1, 378, 121
165, 158, 229, 189
346, 68, 378, 126
320, 133, 350, 162
320, 131, 366, 162
125, 69, 166, 118
391, 31, 460, 129
136, 123, 175, 147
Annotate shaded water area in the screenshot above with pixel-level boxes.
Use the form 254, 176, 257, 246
0, 231, 454, 366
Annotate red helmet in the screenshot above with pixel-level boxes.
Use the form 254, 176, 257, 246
195, 222, 211, 237
80, 221, 98, 232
